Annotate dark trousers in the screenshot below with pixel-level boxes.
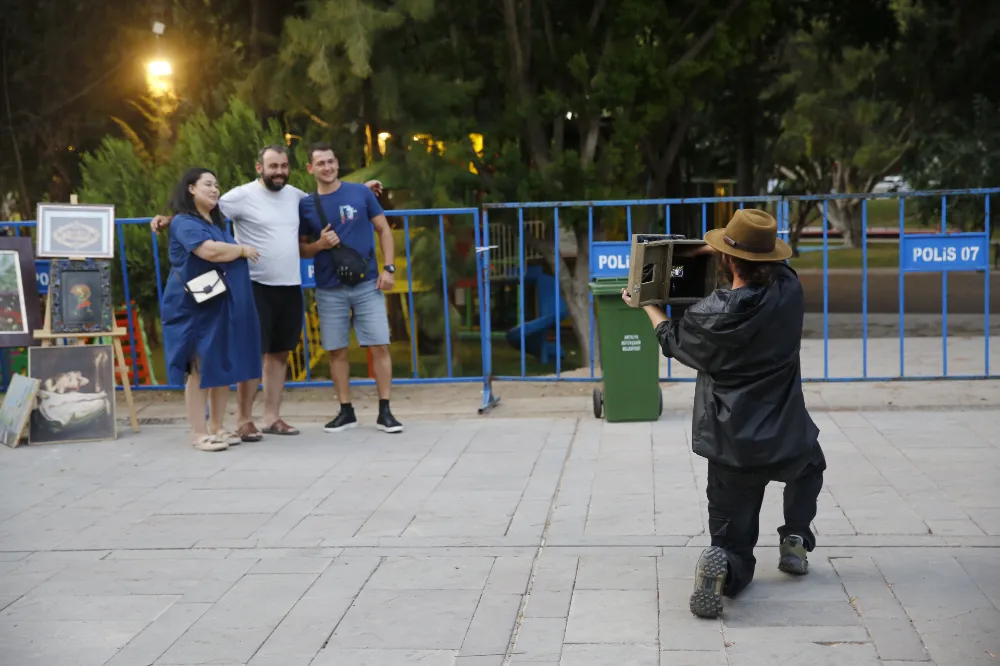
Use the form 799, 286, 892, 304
706, 442, 826, 597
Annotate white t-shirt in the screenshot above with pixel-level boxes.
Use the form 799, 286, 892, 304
218, 181, 308, 286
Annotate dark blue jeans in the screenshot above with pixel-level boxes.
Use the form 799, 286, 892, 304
706, 442, 827, 597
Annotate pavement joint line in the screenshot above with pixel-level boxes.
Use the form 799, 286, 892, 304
501, 418, 580, 666
315, 555, 383, 656
871, 555, 935, 661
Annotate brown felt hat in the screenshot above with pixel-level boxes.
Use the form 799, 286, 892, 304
703, 208, 792, 262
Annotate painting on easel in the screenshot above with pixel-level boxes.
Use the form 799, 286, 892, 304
36, 203, 115, 260
28, 345, 116, 444
49, 258, 113, 334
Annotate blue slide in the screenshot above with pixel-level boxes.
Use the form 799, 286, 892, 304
507, 265, 569, 365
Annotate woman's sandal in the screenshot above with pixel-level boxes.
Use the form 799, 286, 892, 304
213, 430, 243, 446
192, 434, 228, 452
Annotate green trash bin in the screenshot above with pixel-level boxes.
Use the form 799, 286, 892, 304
589, 278, 663, 422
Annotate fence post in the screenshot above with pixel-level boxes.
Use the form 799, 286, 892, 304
985, 195, 991, 376
941, 196, 949, 376
476, 208, 499, 413
116, 222, 139, 386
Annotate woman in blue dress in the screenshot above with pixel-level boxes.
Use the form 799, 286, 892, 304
161, 168, 263, 451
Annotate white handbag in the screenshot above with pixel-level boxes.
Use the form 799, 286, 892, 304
184, 269, 227, 303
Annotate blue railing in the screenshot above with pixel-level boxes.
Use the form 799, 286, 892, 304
2, 189, 996, 405
0, 208, 490, 403
482, 189, 997, 386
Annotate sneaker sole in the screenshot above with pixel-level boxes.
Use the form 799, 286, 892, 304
377, 424, 404, 433
324, 422, 358, 433
689, 546, 727, 619
778, 557, 809, 575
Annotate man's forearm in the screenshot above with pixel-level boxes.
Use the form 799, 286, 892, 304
643, 305, 668, 328
299, 241, 322, 259
379, 227, 395, 266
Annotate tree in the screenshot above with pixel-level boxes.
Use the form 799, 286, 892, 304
77, 98, 284, 345
475, 0, 776, 364
0, 0, 260, 218
897, 0, 1000, 232
771, 16, 913, 248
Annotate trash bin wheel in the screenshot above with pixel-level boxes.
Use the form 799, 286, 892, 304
658, 389, 663, 416
593, 387, 603, 418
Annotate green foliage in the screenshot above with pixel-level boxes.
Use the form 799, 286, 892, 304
773, 31, 911, 192
76, 97, 285, 331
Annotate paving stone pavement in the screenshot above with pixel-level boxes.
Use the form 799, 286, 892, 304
0, 407, 998, 666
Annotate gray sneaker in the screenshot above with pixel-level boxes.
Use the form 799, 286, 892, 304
778, 535, 809, 575
689, 546, 728, 619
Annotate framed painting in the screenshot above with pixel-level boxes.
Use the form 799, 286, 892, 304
36, 203, 115, 259
28, 345, 117, 444
0, 236, 44, 348
0, 374, 41, 447
50, 258, 114, 334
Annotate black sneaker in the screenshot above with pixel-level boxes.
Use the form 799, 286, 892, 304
778, 535, 809, 575
324, 408, 357, 433
376, 408, 403, 434
689, 546, 728, 619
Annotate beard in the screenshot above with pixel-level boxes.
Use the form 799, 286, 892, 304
262, 175, 287, 191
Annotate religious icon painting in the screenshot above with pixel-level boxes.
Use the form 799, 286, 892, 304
50, 258, 114, 334
36, 203, 115, 259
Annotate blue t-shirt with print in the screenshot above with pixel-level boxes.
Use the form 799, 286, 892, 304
298, 182, 384, 288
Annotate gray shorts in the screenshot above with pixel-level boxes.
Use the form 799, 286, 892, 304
314, 281, 391, 351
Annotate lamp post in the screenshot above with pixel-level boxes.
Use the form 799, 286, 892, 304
145, 21, 176, 160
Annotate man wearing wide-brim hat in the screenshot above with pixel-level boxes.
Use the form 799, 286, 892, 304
623, 208, 827, 620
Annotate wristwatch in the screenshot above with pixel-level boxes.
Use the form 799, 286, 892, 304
384, 264, 395, 273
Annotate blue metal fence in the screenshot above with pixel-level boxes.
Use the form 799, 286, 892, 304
0, 208, 492, 402
481, 189, 997, 390
2, 188, 996, 405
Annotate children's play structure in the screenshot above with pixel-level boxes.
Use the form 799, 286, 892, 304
504, 264, 569, 365
286, 220, 574, 380
4, 304, 157, 386
1, 216, 574, 389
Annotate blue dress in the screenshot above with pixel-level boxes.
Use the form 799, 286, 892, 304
162, 214, 263, 388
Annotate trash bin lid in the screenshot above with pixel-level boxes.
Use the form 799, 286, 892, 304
588, 278, 629, 295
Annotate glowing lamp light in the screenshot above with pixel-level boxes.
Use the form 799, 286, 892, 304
148, 60, 172, 77
377, 131, 391, 156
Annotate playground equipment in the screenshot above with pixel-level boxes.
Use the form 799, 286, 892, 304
5, 304, 157, 385
505, 265, 569, 365
287, 227, 429, 381
108, 307, 157, 385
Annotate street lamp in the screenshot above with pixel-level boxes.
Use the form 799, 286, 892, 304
147, 61, 172, 77
146, 21, 173, 97
146, 61, 173, 97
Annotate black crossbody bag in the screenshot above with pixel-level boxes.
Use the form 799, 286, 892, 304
312, 193, 371, 286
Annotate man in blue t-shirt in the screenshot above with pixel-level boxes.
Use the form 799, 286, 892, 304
299, 143, 403, 434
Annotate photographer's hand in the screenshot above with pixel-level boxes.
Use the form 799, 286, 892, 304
622, 288, 669, 328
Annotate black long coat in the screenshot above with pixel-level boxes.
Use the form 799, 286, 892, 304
655, 263, 819, 469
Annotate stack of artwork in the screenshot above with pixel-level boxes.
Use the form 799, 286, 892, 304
0, 202, 136, 447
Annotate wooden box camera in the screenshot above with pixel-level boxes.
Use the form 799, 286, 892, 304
626, 234, 719, 308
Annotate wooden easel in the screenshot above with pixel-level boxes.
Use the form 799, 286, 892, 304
30, 194, 139, 434
33, 300, 140, 434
